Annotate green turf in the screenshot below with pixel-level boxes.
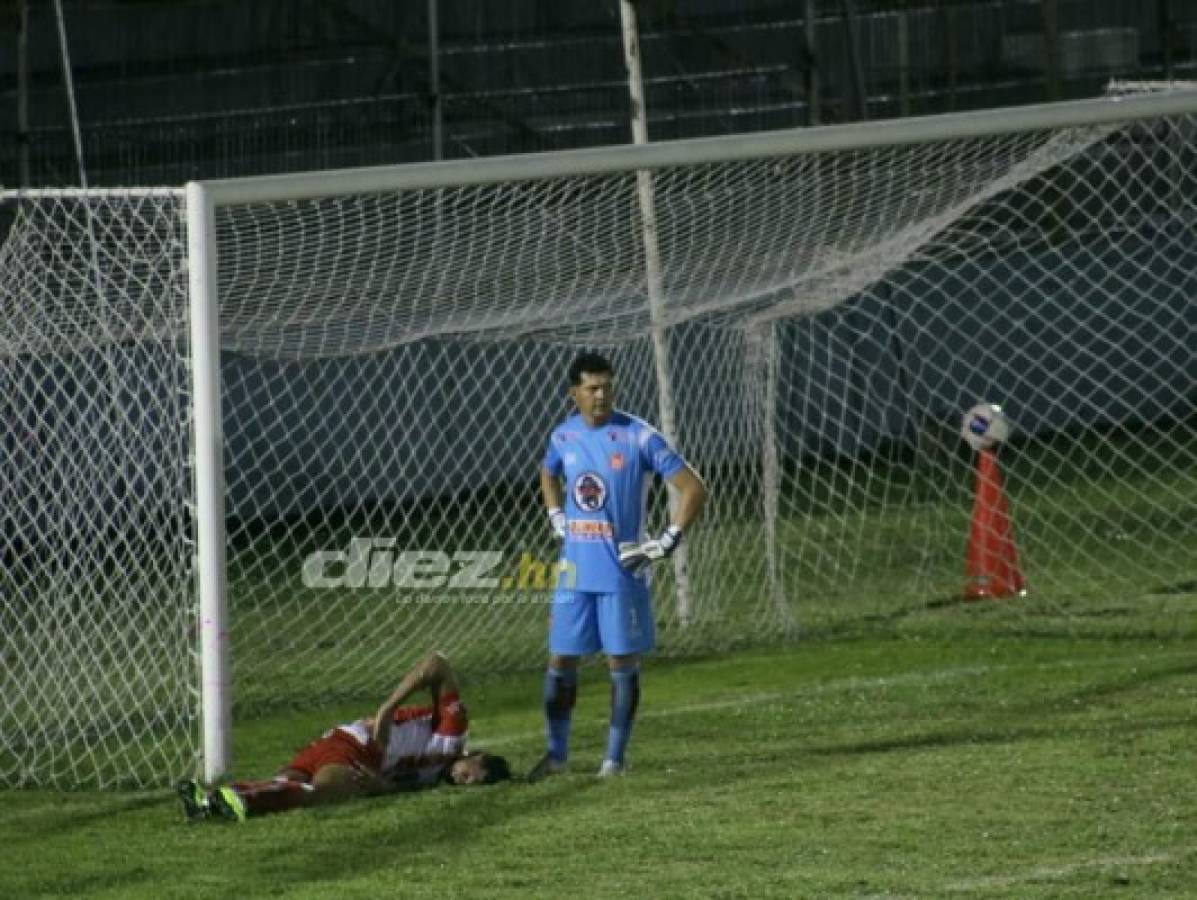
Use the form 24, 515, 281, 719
3, 423, 1195, 894
3, 632, 1196, 898
4, 423, 1194, 789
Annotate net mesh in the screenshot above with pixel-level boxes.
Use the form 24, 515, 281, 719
2, 108, 1195, 787
0, 193, 197, 788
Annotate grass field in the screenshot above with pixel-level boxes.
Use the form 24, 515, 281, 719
4, 620, 1196, 898
3, 424, 1195, 895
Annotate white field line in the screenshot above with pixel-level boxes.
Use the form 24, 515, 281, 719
944, 849, 1186, 892
474, 648, 1197, 749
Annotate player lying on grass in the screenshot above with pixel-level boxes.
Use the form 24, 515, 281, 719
177, 650, 511, 822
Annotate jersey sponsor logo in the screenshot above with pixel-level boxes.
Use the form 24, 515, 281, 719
568, 519, 614, 539
573, 471, 608, 511
610, 452, 625, 470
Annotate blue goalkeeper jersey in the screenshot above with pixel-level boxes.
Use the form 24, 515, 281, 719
543, 410, 686, 594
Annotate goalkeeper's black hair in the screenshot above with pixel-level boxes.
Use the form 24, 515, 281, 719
568, 351, 614, 386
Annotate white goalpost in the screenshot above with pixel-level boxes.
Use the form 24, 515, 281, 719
619, 0, 694, 626
3, 88, 1196, 787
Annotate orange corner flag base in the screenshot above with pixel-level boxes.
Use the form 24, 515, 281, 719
964, 449, 1026, 600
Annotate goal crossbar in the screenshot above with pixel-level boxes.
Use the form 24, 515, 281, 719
191, 89, 1197, 204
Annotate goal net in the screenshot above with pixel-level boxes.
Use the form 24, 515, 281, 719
0, 191, 197, 787
2, 91, 1195, 787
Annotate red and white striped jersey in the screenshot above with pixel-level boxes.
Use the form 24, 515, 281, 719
336, 692, 468, 784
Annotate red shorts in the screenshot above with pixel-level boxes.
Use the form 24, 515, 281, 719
281, 692, 468, 781
283, 729, 374, 781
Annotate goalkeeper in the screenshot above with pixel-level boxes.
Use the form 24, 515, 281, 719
530, 352, 706, 779
177, 651, 510, 822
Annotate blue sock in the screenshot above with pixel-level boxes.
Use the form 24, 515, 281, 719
543, 666, 577, 762
606, 666, 641, 765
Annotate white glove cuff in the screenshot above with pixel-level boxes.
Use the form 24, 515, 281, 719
660, 524, 683, 552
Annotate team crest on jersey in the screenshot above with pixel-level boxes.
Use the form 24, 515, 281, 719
610, 452, 625, 470
573, 471, 608, 511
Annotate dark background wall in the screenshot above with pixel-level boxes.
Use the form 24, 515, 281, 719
4, 0, 1197, 187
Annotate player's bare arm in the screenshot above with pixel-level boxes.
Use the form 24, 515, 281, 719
667, 464, 707, 531
540, 465, 564, 511
617, 464, 706, 575
541, 465, 566, 537
372, 651, 457, 750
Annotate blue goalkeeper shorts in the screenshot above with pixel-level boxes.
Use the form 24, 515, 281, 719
549, 587, 655, 656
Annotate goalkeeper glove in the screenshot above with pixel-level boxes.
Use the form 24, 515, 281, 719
547, 506, 567, 540
618, 525, 683, 574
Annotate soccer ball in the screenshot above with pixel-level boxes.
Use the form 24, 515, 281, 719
961, 402, 1011, 452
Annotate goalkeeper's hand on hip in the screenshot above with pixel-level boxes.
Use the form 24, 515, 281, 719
618, 525, 683, 574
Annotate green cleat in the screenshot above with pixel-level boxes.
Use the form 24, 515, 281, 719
209, 786, 248, 823
176, 779, 209, 822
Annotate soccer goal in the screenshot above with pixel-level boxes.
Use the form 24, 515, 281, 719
3, 88, 1196, 788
